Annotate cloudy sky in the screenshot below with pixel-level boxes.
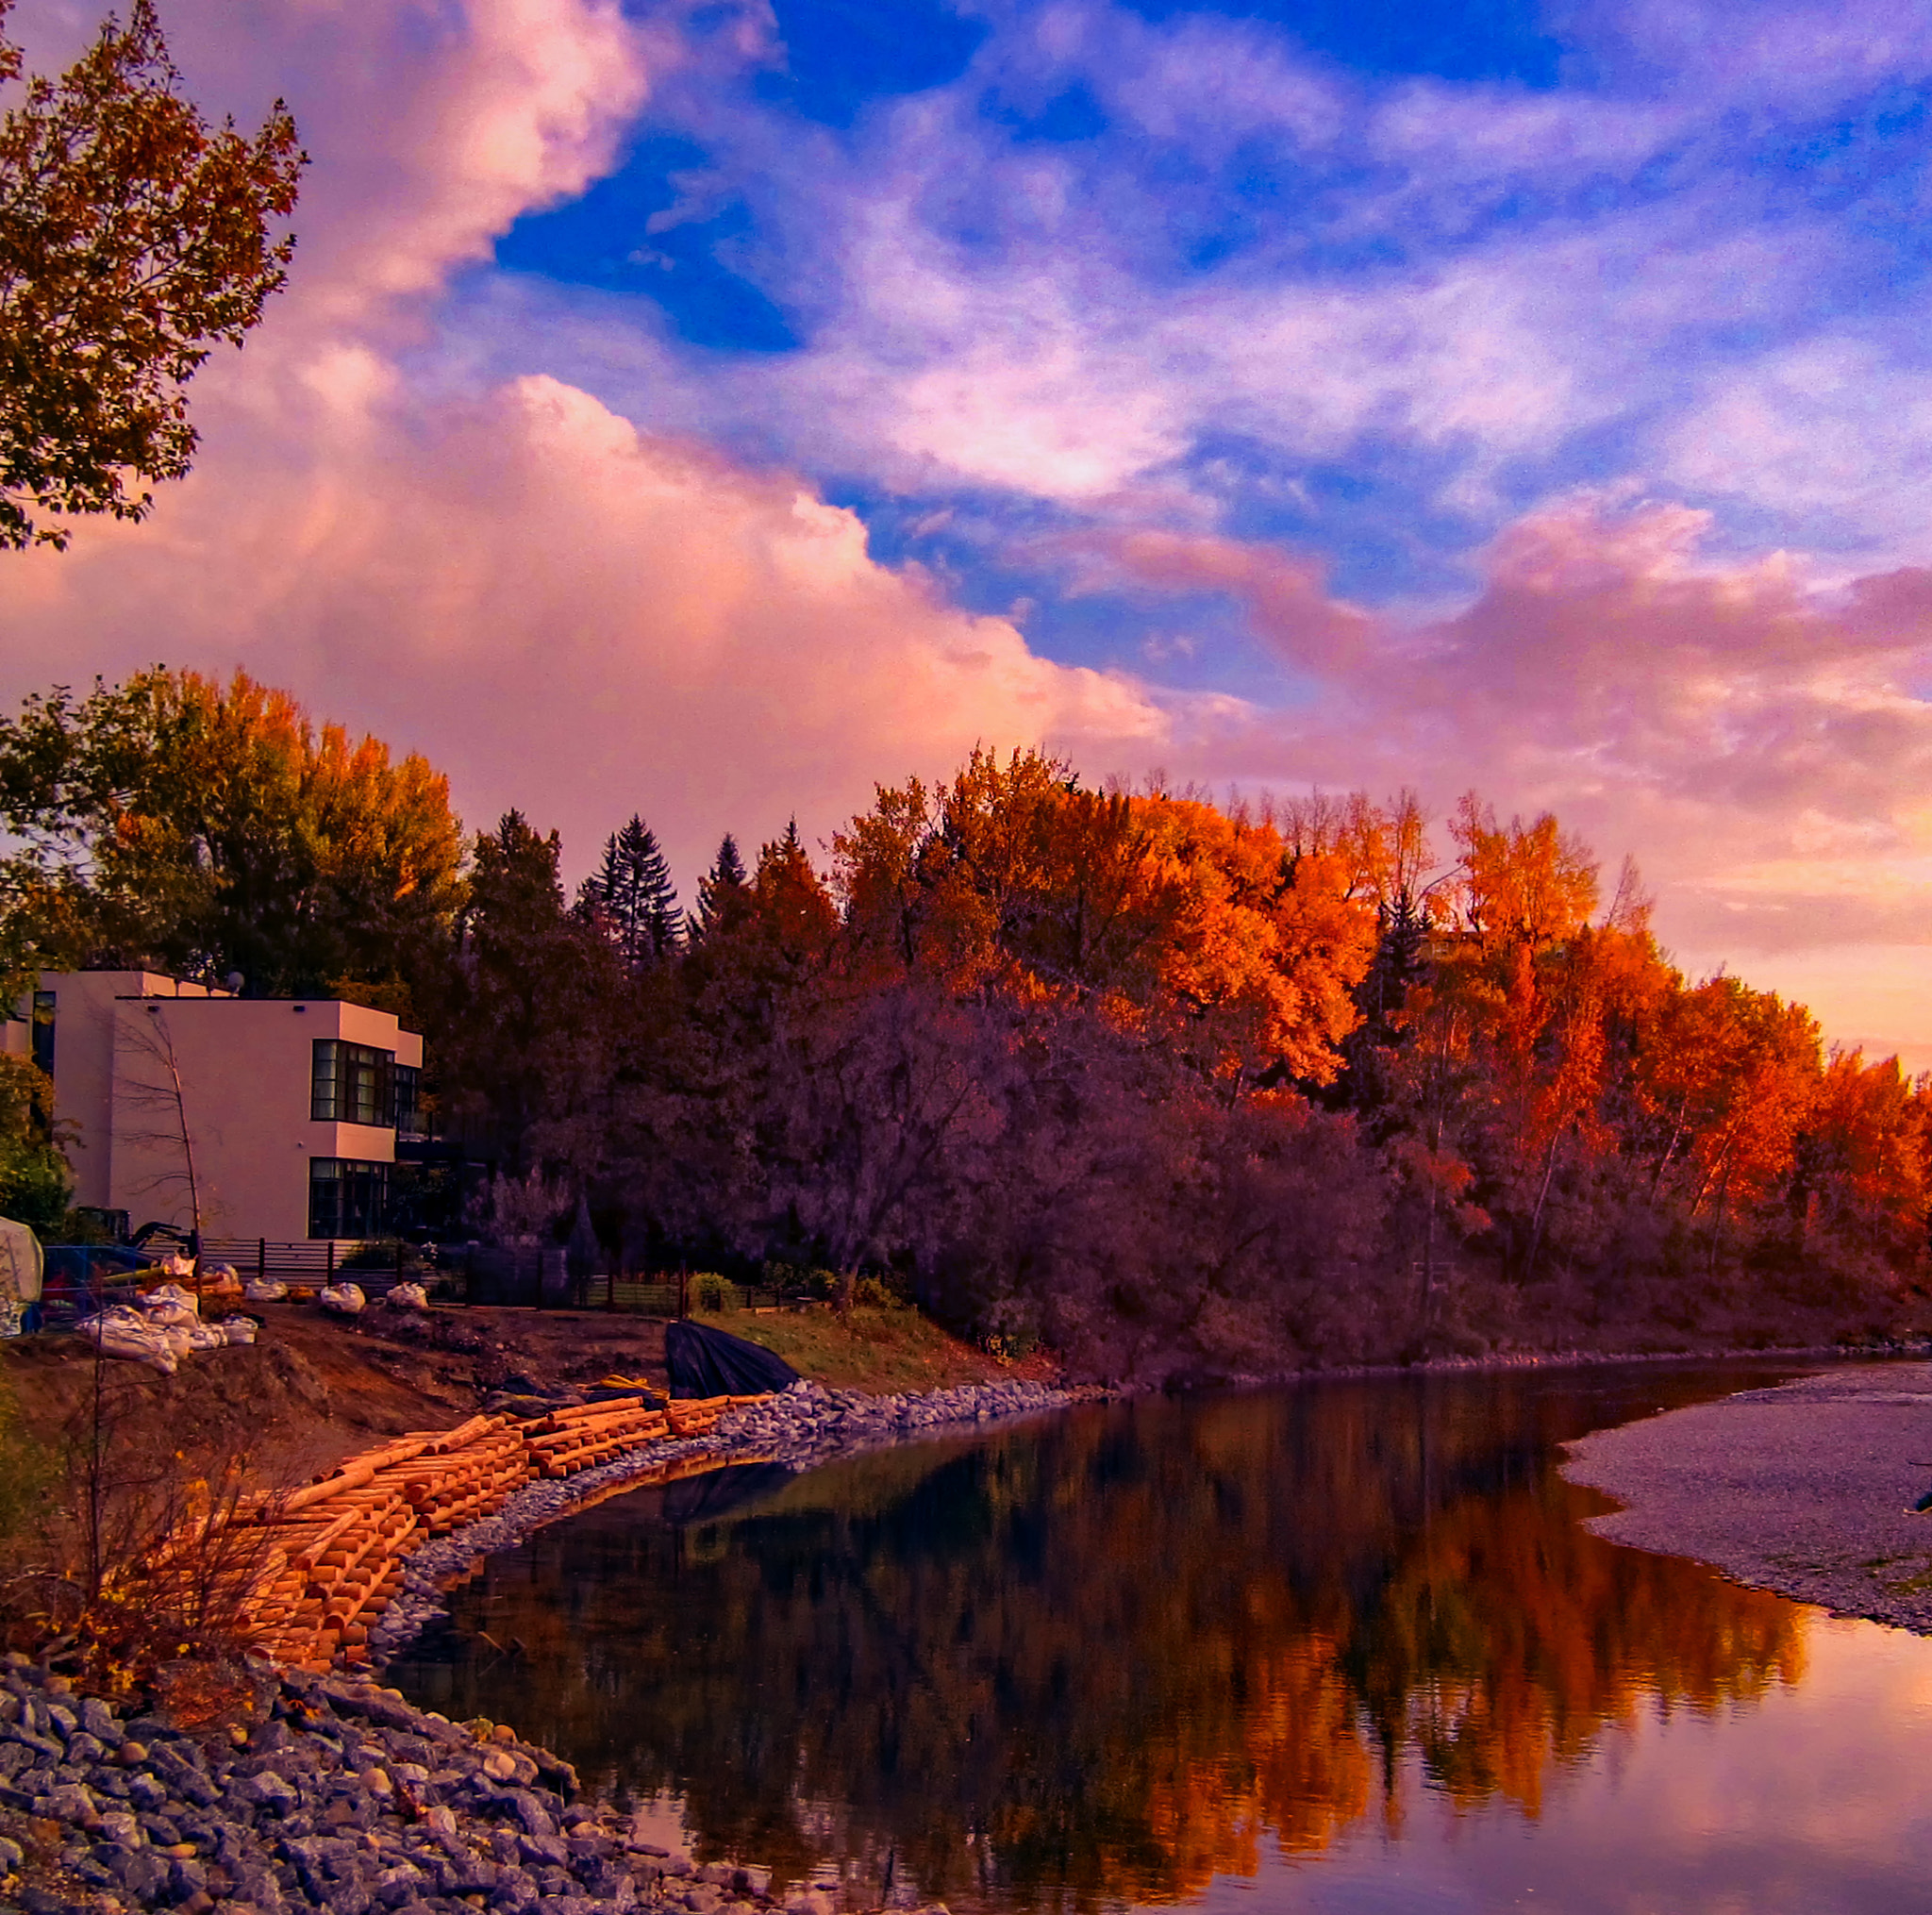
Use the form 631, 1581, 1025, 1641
7, 0, 1931, 1068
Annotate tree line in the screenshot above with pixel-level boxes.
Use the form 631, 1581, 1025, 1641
3, 668, 1927, 1374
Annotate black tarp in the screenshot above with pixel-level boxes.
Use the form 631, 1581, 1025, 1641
665, 1319, 801, 1398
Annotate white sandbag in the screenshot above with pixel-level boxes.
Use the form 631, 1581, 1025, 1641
75, 1307, 178, 1374
158, 1253, 196, 1280
387, 1281, 428, 1310
319, 1281, 366, 1316
182, 1319, 226, 1352
143, 1281, 201, 1326
202, 1261, 240, 1285
222, 1315, 259, 1345
244, 1276, 288, 1302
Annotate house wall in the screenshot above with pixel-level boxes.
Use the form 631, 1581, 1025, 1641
25, 974, 422, 1240
29, 972, 218, 1210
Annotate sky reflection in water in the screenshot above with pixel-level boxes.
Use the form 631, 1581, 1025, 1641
389, 1368, 1932, 1913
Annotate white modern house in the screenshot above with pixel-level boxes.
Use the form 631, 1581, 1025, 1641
4, 971, 425, 1241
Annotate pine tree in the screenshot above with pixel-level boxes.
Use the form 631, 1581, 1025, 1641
579, 814, 681, 967
690, 832, 749, 943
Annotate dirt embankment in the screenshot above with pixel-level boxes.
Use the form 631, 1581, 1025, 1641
2, 1305, 680, 1487
1561, 1362, 1932, 1633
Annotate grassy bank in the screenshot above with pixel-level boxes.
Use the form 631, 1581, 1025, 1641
692, 1302, 1019, 1393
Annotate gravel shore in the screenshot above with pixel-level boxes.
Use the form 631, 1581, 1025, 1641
0, 1655, 935, 1915
1559, 1361, 1932, 1632
0, 1376, 1082, 1913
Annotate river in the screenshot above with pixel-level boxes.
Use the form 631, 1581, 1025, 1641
389, 1363, 1932, 1912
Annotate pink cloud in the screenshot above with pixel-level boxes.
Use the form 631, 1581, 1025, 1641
1100, 503, 1932, 1009
0, 0, 1173, 891
5, 367, 1173, 895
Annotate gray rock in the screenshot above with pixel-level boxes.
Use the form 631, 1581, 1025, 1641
504, 1787, 558, 1840
119, 1845, 174, 1899
41, 1777, 95, 1822
79, 1696, 121, 1743
95, 1807, 142, 1847
235, 1768, 300, 1813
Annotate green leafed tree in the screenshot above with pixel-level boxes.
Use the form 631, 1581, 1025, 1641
0, 0, 305, 549
432, 811, 623, 1176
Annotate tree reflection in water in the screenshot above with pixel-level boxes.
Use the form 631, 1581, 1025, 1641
390, 1369, 1805, 1911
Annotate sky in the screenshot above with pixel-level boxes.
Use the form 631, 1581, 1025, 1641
5, 0, 1931, 1070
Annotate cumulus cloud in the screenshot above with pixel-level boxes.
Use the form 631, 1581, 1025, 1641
0, 0, 1173, 892
9, 0, 1931, 1071
8, 372, 1171, 889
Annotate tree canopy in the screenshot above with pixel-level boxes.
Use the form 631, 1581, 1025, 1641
5, 670, 1925, 1369
0, 0, 303, 548
0, 667, 462, 1001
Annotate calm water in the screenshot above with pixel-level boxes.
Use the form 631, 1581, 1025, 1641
389, 1365, 1932, 1912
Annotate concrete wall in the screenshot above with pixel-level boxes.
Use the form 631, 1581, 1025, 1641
28, 974, 422, 1239
31, 973, 216, 1210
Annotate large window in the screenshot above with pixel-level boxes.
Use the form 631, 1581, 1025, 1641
30, 991, 55, 1075
310, 1039, 395, 1125
394, 1063, 424, 1141
308, 1158, 390, 1239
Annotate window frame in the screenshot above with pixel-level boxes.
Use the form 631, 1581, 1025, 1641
308, 1157, 391, 1239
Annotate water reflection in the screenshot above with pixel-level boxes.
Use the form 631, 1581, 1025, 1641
391, 1367, 1919, 1911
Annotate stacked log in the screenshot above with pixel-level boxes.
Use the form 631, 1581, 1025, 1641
522, 1396, 671, 1478
238, 1416, 534, 1670
394, 1418, 534, 1532
224, 1390, 773, 1670
665, 1392, 764, 1439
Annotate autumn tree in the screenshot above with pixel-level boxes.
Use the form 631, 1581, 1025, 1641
0, 0, 304, 548
0, 669, 463, 1003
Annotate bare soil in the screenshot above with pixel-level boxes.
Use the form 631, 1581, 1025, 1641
2, 1302, 678, 1487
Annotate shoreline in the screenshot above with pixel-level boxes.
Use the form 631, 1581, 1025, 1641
0, 1380, 1084, 1915
1559, 1360, 1932, 1635
369, 1376, 1090, 1665
10, 1352, 1932, 1910
365, 1340, 1927, 1665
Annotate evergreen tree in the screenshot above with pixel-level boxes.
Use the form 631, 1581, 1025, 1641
434, 811, 620, 1173
580, 814, 681, 967
691, 832, 749, 943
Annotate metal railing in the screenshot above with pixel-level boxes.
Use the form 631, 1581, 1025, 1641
198, 1238, 430, 1299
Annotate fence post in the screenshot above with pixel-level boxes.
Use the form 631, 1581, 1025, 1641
258, 1238, 267, 1287
326, 1240, 337, 1281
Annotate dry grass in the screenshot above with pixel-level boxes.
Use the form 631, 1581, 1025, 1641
691, 1302, 1021, 1393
